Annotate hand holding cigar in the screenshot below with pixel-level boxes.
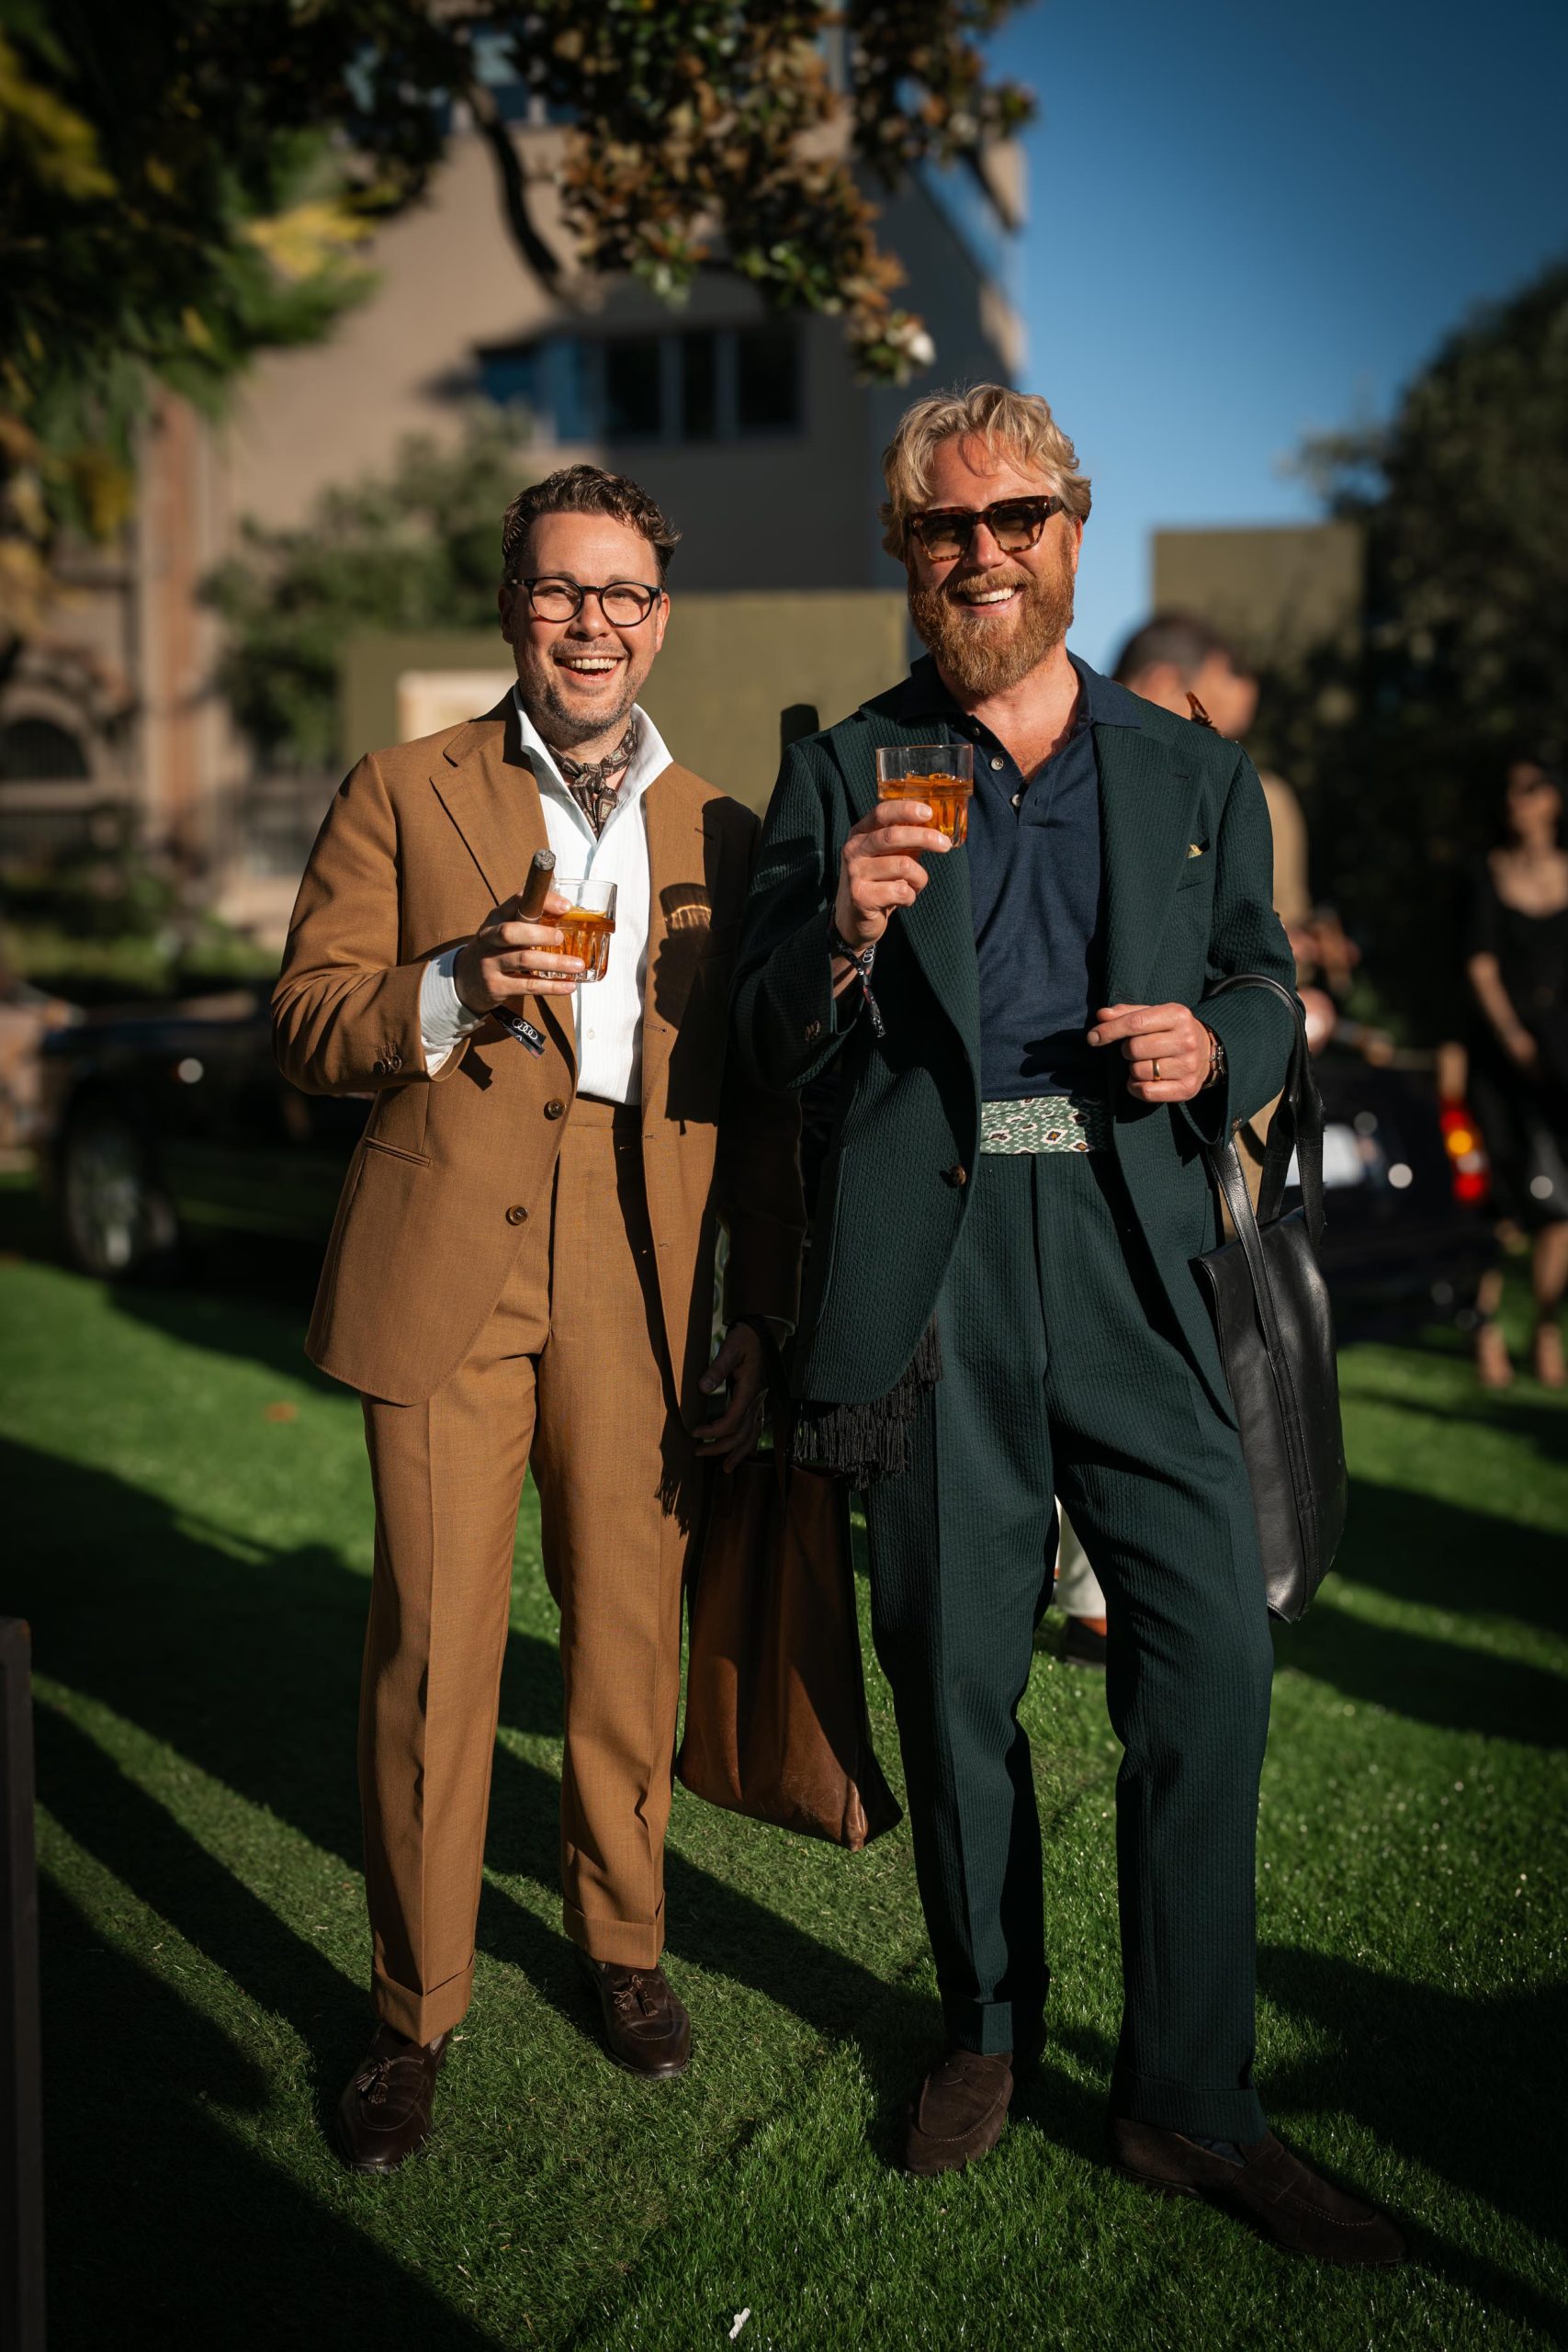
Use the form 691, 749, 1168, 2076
454, 850, 585, 1017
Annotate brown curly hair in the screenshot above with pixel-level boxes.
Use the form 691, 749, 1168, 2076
501, 464, 681, 588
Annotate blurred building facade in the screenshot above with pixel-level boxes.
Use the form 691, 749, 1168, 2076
2, 95, 1024, 940
1151, 521, 1364, 667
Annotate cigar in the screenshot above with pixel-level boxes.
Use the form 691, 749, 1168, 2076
491, 849, 557, 1056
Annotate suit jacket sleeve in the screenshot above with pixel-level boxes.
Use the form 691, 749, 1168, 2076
731, 739, 858, 1095
1181, 744, 1300, 1144
272, 752, 461, 1096
717, 808, 807, 1328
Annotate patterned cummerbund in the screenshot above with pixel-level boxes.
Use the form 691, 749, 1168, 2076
978, 1091, 1110, 1156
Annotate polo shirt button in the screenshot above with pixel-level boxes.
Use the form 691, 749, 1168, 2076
942, 1163, 968, 1188
544, 1098, 566, 1120
505, 1204, 528, 1226
990, 754, 1005, 771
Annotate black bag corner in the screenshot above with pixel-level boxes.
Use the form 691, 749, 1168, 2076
1195, 974, 1348, 1621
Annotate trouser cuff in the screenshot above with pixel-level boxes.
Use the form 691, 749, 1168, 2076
1110, 2065, 1268, 2143
941, 1989, 1044, 2058
563, 1894, 665, 1971
373, 1956, 474, 2045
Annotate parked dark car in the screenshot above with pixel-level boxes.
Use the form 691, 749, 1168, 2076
1304, 1045, 1495, 1338
37, 989, 365, 1277
37, 992, 1495, 1338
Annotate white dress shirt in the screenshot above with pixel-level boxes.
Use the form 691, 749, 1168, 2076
420, 690, 671, 1100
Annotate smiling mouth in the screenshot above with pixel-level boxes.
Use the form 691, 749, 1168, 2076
952, 582, 1024, 614
554, 652, 624, 676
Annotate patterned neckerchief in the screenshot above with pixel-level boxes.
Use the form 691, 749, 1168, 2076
551, 718, 640, 838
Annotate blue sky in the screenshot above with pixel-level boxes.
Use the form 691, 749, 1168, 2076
987, 0, 1568, 671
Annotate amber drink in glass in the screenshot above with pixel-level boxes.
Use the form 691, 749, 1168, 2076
874, 742, 975, 844
555, 877, 617, 981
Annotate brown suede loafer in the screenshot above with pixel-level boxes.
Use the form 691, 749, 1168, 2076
335, 2023, 450, 2174
578, 1953, 692, 2078
1109, 2118, 1406, 2266
905, 2049, 1014, 2177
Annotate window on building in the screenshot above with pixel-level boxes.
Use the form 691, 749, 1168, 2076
479, 322, 804, 447
0, 718, 90, 782
735, 324, 802, 435
603, 336, 663, 442
681, 330, 719, 441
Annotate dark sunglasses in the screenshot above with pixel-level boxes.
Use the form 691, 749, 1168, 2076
512, 575, 660, 626
908, 494, 1066, 562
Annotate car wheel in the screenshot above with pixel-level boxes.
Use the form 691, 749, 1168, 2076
60, 1105, 179, 1278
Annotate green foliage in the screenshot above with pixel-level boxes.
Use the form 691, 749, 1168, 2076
202, 414, 531, 769
5, 1223, 1564, 2347
1, 0, 1034, 641
0, 816, 275, 1001
1250, 259, 1568, 1040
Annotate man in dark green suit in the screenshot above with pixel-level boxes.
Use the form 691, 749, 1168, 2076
732, 387, 1403, 2264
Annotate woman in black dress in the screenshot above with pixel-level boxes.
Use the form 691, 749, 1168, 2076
1466, 757, 1568, 1388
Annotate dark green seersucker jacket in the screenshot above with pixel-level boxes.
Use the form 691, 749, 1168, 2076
729, 672, 1298, 1429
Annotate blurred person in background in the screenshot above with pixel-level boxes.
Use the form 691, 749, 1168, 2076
1113, 615, 1312, 942
1051, 616, 1322, 1669
1465, 756, 1568, 1389
274, 465, 802, 2169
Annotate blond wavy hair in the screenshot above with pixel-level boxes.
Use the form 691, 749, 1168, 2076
880, 384, 1092, 558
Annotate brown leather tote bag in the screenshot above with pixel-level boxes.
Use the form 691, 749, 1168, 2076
677, 1434, 901, 1850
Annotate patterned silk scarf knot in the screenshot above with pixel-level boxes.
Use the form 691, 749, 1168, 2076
554, 719, 639, 838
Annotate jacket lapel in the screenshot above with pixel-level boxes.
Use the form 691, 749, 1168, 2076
638, 763, 716, 1128
431, 695, 549, 904
1096, 720, 1202, 1008
431, 695, 572, 1069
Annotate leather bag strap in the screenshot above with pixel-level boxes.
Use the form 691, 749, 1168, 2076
1203, 972, 1325, 1246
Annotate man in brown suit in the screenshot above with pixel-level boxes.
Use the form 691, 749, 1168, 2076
273, 464, 803, 2170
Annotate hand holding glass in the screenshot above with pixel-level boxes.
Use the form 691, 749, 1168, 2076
875, 742, 975, 845
553, 876, 617, 982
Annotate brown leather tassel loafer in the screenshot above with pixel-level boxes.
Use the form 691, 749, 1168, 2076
335, 2023, 451, 2173
1109, 2119, 1407, 2266
578, 1953, 692, 2078
904, 2049, 1014, 2176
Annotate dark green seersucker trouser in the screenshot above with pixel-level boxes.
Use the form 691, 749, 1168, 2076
864, 1145, 1273, 2143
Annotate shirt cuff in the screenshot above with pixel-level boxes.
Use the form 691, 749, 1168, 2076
421, 948, 486, 1076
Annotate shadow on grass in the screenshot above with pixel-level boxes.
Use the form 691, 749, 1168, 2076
1326, 1476, 1568, 1640
1029, 1968, 1565, 2336
39, 1878, 495, 2352
12, 1430, 932, 2278
1340, 1383, 1568, 1469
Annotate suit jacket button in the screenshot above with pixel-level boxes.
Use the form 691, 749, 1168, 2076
544, 1098, 566, 1120
943, 1163, 968, 1188
386, 1052, 402, 1072
505, 1204, 528, 1226
805, 1018, 822, 1043
372, 1058, 387, 1077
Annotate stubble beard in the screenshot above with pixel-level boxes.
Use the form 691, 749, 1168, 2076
514, 629, 642, 751
908, 546, 1076, 699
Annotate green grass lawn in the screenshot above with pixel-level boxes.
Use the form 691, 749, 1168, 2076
4, 1188, 1565, 2350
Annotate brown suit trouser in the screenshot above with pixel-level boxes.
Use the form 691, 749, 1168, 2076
357, 1097, 698, 2043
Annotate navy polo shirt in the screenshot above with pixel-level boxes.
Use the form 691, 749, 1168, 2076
895, 650, 1144, 1099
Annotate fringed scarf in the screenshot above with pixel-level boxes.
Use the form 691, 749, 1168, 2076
791, 1321, 943, 1488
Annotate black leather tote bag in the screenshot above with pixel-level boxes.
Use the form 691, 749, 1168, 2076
1195, 974, 1347, 1621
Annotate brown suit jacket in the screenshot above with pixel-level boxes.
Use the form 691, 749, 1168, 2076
273, 696, 804, 1409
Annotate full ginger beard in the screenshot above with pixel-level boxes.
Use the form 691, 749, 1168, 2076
908, 543, 1077, 700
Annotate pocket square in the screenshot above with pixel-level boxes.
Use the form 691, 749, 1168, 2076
1187, 842, 1206, 859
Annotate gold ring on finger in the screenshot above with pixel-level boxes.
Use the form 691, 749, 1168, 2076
1152, 1058, 1161, 1080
